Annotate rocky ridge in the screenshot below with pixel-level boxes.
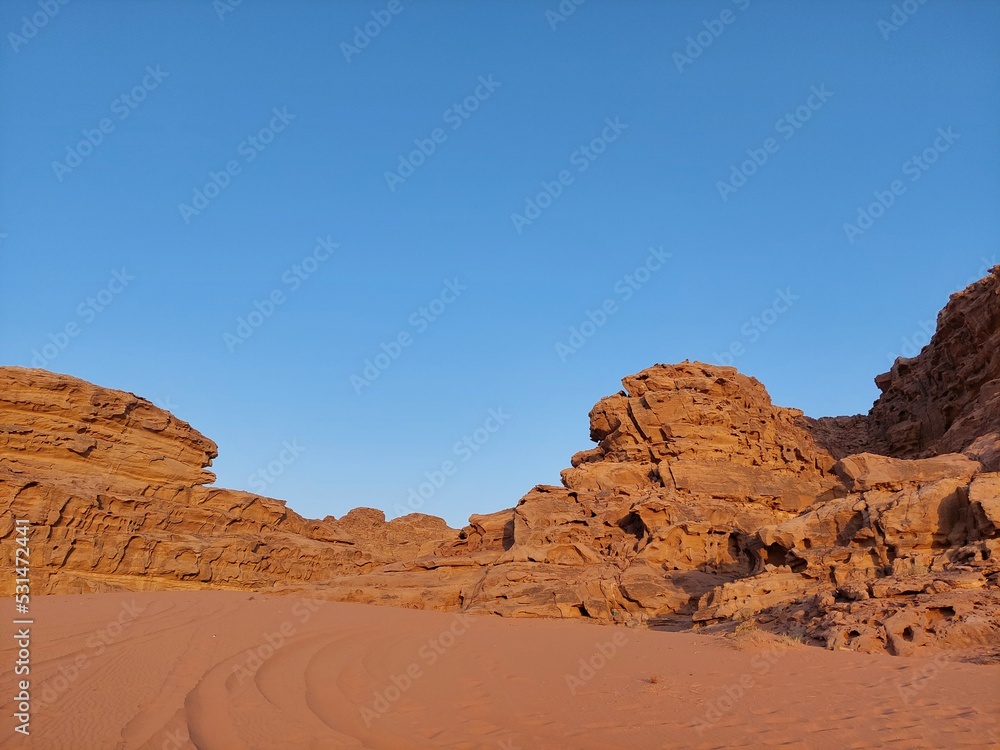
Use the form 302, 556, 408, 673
1, 267, 998, 658
0, 369, 458, 593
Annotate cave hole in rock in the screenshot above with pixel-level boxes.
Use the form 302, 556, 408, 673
764, 543, 789, 567
787, 554, 808, 574
929, 605, 956, 620
617, 512, 647, 542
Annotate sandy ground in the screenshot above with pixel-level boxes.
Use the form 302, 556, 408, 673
0, 592, 997, 750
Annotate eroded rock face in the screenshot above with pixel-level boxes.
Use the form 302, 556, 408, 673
568, 365, 842, 512
2, 268, 999, 658
692, 469, 1000, 654
868, 266, 1000, 460
0, 369, 459, 594
681, 269, 1000, 656
0, 368, 219, 489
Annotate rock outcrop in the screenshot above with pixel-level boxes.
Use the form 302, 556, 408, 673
868, 268, 1000, 463
0, 369, 459, 593
2, 268, 998, 658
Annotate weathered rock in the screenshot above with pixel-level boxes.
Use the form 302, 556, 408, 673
0, 368, 460, 594
0, 368, 218, 489
868, 266, 1000, 457
969, 473, 1000, 534
834, 452, 980, 492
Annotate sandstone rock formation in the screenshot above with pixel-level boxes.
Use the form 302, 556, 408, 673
0, 369, 459, 593
2, 267, 998, 659
868, 269, 1000, 463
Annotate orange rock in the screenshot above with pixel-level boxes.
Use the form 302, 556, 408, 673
834, 452, 980, 491
868, 266, 1000, 458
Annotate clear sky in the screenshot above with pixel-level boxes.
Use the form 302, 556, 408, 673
2, 0, 998, 527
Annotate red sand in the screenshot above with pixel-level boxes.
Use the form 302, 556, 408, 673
2, 591, 998, 749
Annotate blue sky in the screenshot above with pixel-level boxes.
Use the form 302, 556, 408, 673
1, 0, 998, 528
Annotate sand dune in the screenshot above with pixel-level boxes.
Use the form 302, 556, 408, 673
2, 592, 998, 749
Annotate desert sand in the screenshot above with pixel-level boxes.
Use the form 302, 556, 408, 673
2, 590, 997, 750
